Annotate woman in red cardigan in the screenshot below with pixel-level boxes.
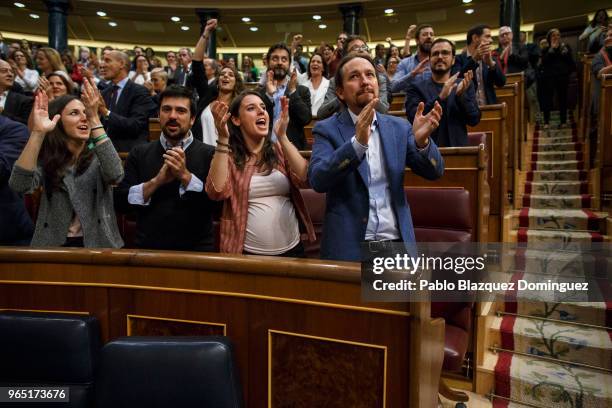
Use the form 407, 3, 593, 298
205, 90, 315, 256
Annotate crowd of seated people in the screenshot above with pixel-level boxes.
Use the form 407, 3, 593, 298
0, 11, 602, 259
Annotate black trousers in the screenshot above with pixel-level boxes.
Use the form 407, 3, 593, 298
539, 76, 569, 125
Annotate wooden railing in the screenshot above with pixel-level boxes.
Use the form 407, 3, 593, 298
0, 248, 444, 408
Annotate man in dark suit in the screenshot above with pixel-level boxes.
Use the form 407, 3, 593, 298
494, 26, 529, 75
454, 24, 506, 105
98, 51, 155, 153
405, 39, 481, 147
0, 116, 33, 245
0, 59, 32, 124
115, 86, 216, 251
257, 43, 311, 150
308, 54, 444, 261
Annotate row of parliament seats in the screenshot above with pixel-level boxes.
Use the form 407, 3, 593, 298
0, 311, 243, 407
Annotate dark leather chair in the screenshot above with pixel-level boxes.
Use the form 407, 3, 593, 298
404, 187, 474, 404
300, 189, 326, 258
95, 337, 243, 408
0, 311, 101, 408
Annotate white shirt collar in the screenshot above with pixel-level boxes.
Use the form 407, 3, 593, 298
115, 76, 130, 89
159, 131, 194, 150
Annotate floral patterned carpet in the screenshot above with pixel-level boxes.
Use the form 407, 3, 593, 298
492, 113, 612, 408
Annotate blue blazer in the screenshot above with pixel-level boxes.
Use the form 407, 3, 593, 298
308, 109, 444, 261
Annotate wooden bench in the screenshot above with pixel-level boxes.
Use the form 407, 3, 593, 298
468, 104, 508, 241
390, 93, 406, 111
404, 146, 490, 243
148, 118, 161, 142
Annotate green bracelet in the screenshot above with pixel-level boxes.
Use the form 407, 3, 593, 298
88, 133, 108, 150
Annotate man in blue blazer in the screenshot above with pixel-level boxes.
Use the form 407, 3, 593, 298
405, 39, 481, 147
308, 54, 445, 262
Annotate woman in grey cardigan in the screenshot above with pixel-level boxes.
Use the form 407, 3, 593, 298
9, 79, 124, 248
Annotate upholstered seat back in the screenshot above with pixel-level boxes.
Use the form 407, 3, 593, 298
0, 311, 101, 408
405, 187, 473, 242
95, 336, 243, 408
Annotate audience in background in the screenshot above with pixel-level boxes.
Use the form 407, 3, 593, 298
318, 36, 389, 120
456, 24, 506, 105
145, 67, 168, 112
374, 44, 386, 66
116, 86, 216, 251
392, 24, 433, 93
98, 50, 155, 152
176, 48, 193, 87
36, 47, 66, 77
206, 91, 314, 256
258, 42, 311, 149
590, 25, 612, 116
580, 9, 609, 54
191, 19, 245, 145
8, 49, 39, 93
405, 39, 480, 147
327, 31, 348, 77
495, 26, 529, 74
402, 24, 418, 57
129, 55, 151, 85
385, 56, 400, 82
9, 83, 124, 248
0, 59, 33, 124
297, 53, 330, 117
241, 56, 259, 82
539, 28, 575, 128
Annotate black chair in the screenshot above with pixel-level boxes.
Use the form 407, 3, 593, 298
0, 311, 101, 408
95, 336, 243, 408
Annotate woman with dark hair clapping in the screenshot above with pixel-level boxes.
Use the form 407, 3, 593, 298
9, 79, 124, 248
205, 91, 314, 256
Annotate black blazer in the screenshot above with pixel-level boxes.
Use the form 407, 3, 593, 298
405, 78, 481, 147
101, 79, 156, 153
2, 91, 33, 125
0, 116, 33, 244
257, 84, 312, 150
454, 53, 506, 105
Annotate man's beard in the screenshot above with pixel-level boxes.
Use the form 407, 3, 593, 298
273, 67, 287, 80
431, 65, 450, 76
162, 120, 189, 141
419, 42, 432, 54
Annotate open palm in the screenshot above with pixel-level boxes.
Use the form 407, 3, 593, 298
31, 92, 60, 134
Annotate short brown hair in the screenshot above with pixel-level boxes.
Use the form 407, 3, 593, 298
334, 54, 377, 89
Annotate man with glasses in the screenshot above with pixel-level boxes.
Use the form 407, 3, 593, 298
317, 36, 390, 119
391, 24, 434, 93
495, 26, 529, 75
257, 42, 311, 149
405, 39, 480, 147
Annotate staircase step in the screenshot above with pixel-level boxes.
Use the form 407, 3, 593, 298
511, 209, 607, 232
491, 315, 612, 370
530, 161, 583, 171
529, 151, 582, 161
511, 228, 605, 243
506, 299, 612, 329
526, 170, 587, 182
490, 352, 612, 408
534, 128, 577, 138
522, 194, 592, 210
531, 142, 582, 152
524, 181, 588, 195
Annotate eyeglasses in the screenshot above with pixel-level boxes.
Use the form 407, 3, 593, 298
349, 45, 370, 52
431, 50, 452, 58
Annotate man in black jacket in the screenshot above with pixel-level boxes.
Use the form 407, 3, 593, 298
98, 51, 155, 153
257, 43, 311, 150
495, 26, 529, 75
115, 86, 216, 251
405, 39, 481, 147
0, 59, 32, 124
0, 115, 33, 245
454, 24, 506, 105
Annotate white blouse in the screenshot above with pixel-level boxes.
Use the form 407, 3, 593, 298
243, 169, 300, 255
14, 68, 40, 92
200, 105, 218, 147
298, 73, 330, 118
129, 71, 151, 85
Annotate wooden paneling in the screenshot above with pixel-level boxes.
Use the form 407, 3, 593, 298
496, 83, 519, 206
598, 75, 612, 205
468, 104, 508, 241
0, 249, 445, 408
148, 118, 161, 142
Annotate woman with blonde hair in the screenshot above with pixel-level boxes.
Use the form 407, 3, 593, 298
35, 47, 66, 76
